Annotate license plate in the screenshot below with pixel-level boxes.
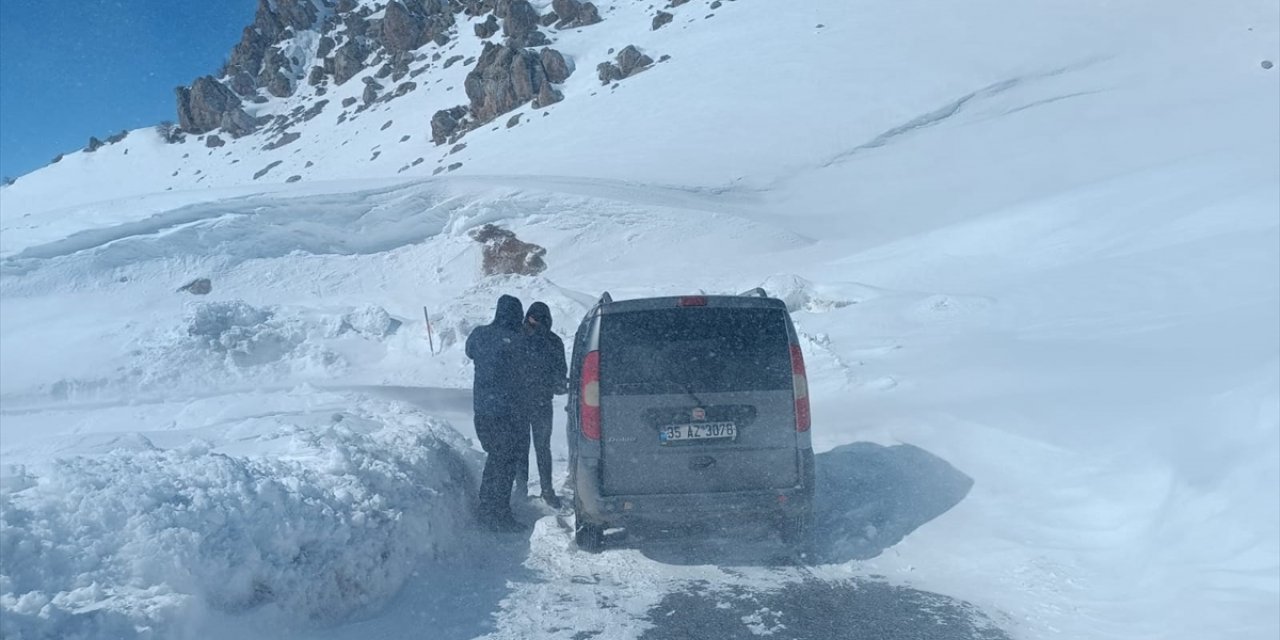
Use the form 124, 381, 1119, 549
659, 421, 736, 444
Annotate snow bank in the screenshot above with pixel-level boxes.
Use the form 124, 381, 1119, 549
0, 405, 476, 640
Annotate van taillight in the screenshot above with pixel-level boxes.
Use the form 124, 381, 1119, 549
678, 296, 707, 307
580, 350, 601, 440
790, 344, 811, 432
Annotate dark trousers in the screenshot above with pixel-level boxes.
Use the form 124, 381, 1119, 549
475, 413, 521, 520
514, 397, 555, 495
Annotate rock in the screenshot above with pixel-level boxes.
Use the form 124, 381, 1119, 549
394, 81, 418, 97
227, 70, 257, 97
431, 105, 469, 144
301, 99, 328, 122
577, 2, 602, 26
333, 38, 370, 85
448, 162, 463, 172
85, 137, 104, 152
616, 45, 653, 77
363, 83, 380, 105
253, 160, 283, 179
658, 54, 671, 62
506, 113, 522, 127
498, 0, 547, 46
450, 143, 467, 154
540, 12, 558, 27
469, 224, 547, 276
106, 130, 128, 144
273, 0, 318, 31
444, 54, 465, 68
540, 48, 572, 83
668, 0, 690, 6
286, 175, 302, 183
555, 0, 586, 24
308, 65, 326, 86
381, 120, 394, 130
178, 278, 213, 295
317, 35, 337, 59
342, 96, 358, 107
305, 160, 314, 167
176, 76, 255, 136
652, 11, 673, 30
264, 131, 301, 150
264, 69, 293, 97
533, 82, 562, 107
206, 134, 225, 148
381, 1, 427, 52
1264, 60, 1275, 70
597, 61, 623, 85
475, 14, 500, 38
464, 42, 549, 122
710, 0, 721, 7
433, 166, 445, 175
554, 0, 601, 27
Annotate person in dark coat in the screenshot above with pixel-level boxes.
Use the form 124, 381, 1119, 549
465, 294, 529, 532
514, 301, 568, 508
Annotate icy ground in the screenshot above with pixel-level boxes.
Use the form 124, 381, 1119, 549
2, 0, 1279, 638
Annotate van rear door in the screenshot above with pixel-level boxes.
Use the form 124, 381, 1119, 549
598, 305, 799, 496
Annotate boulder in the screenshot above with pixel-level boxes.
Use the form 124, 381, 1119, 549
540, 47, 571, 83
363, 82, 380, 105
498, 0, 547, 46
85, 137, 105, 152
469, 224, 547, 276
206, 134, 226, 148
534, 82, 562, 108
431, 105, 469, 144
652, 11, 673, 30
475, 14, 500, 38
554, 0, 601, 27
316, 35, 337, 59
617, 45, 653, 77
308, 65, 327, 86
381, 1, 427, 52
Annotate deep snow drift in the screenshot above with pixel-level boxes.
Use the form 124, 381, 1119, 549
1, 0, 1278, 638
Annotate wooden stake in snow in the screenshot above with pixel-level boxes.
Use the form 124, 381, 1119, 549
423, 306, 436, 355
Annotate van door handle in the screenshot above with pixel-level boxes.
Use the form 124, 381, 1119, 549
690, 456, 716, 470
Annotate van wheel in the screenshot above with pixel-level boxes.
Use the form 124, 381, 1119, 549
575, 517, 604, 552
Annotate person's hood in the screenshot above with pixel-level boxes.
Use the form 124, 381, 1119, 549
526, 302, 552, 332
494, 295, 524, 329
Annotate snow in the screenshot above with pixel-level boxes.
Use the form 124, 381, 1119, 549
1, 0, 1278, 638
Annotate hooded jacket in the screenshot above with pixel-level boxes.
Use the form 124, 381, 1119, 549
466, 295, 526, 417
522, 302, 568, 401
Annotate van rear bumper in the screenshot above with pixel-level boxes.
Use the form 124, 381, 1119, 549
576, 449, 815, 528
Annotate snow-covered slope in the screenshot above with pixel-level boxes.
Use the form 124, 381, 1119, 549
1, 0, 1277, 639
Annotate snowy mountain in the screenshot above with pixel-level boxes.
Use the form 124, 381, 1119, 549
1, 0, 1278, 639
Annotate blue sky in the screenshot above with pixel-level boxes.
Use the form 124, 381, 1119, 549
0, 0, 258, 179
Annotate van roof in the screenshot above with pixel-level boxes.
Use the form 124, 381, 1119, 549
599, 295, 788, 314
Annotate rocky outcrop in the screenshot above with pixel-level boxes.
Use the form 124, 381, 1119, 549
333, 38, 371, 85
470, 224, 547, 276
498, 0, 549, 46
382, 0, 455, 51
206, 134, 226, 148
652, 11, 673, 30
552, 0, 602, 28
465, 42, 544, 122
598, 45, 653, 84
85, 137, 105, 152
176, 76, 256, 136
432, 44, 572, 143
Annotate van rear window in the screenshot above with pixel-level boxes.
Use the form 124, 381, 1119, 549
600, 308, 792, 395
